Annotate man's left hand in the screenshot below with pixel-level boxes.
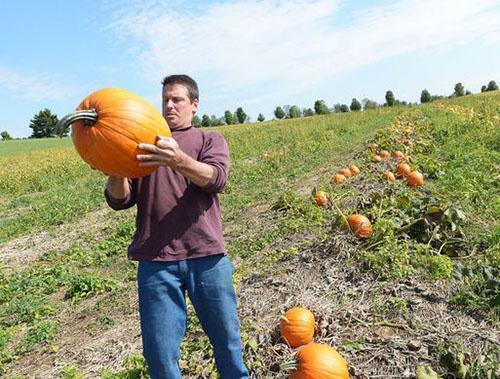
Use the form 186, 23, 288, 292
137, 135, 186, 168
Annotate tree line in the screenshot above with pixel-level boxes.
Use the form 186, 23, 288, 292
1, 80, 497, 140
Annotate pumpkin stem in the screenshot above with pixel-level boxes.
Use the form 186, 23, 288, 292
55, 109, 98, 136
279, 361, 299, 371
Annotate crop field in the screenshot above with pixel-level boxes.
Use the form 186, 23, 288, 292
0, 92, 498, 378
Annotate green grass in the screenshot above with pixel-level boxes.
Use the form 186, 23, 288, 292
0, 137, 73, 157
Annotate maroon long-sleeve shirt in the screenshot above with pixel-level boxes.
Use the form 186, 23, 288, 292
104, 125, 229, 261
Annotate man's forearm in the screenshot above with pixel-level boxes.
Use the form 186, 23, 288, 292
106, 176, 130, 199
173, 152, 214, 188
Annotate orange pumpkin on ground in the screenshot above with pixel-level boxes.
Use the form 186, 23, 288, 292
396, 163, 412, 178
337, 168, 352, 178
349, 165, 360, 175
371, 155, 382, 163
407, 171, 424, 187
347, 214, 373, 238
392, 150, 404, 160
368, 143, 378, 150
314, 191, 329, 207
331, 174, 347, 184
281, 343, 349, 379
379, 150, 390, 158
402, 138, 413, 146
383, 171, 396, 182
280, 307, 315, 348
57, 88, 171, 178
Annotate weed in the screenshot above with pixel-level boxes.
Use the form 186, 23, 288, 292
16, 320, 58, 354
65, 274, 117, 304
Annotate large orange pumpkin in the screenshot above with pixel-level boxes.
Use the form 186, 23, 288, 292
281, 343, 349, 379
280, 307, 315, 348
57, 88, 171, 178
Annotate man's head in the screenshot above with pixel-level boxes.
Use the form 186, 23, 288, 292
161, 75, 199, 130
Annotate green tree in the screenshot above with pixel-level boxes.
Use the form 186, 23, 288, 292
210, 115, 224, 126
235, 107, 247, 124
1, 131, 12, 140
454, 82, 465, 97
350, 98, 361, 111
288, 105, 300, 118
314, 100, 330, 115
487, 80, 498, 91
29, 108, 59, 138
274, 106, 285, 119
224, 110, 234, 125
257, 113, 265, 122
303, 108, 315, 117
333, 103, 342, 113
339, 104, 349, 113
385, 90, 395, 107
420, 89, 431, 103
362, 98, 378, 110
192, 115, 201, 128
201, 114, 211, 127
481, 85, 487, 93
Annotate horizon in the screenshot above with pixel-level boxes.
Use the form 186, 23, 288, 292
1, 0, 499, 138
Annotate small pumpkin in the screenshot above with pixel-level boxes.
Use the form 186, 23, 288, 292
337, 168, 352, 178
331, 174, 346, 184
392, 150, 404, 160
371, 155, 382, 163
314, 191, 329, 207
347, 214, 373, 238
396, 163, 412, 178
349, 165, 360, 175
280, 307, 315, 348
401, 138, 413, 146
383, 171, 396, 182
379, 150, 390, 158
57, 88, 171, 178
368, 142, 378, 150
281, 343, 349, 379
402, 155, 413, 163
407, 171, 424, 187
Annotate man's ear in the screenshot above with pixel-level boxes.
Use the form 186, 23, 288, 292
192, 98, 199, 114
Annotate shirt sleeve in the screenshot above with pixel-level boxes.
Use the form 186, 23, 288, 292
199, 132, 230, 193
104, 178, 138, 210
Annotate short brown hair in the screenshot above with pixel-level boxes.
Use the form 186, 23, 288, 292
161, 75, 199, 103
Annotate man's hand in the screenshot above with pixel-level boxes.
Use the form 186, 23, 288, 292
137, 135, 187, 168
137, 135, 215, 188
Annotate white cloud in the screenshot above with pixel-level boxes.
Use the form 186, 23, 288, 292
0, 68, 76, 102
107, 0, 500, 100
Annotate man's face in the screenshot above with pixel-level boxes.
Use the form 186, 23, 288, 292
162, 83, 198, 130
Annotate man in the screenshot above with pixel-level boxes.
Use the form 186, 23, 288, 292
104, 75, 249, 378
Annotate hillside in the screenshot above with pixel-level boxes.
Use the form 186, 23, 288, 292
0, 92, 498, 378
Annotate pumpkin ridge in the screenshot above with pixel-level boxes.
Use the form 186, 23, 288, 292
100, 113, 170, 142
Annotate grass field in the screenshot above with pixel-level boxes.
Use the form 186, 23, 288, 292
0, 91, 498, 378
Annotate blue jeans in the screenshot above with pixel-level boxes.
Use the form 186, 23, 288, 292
137, 254, 249, 379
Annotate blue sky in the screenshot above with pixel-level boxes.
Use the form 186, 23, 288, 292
1, 0, 499, 138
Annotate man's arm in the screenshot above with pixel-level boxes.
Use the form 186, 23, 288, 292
104, 175, 137, 210
106, 175, 131, 199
